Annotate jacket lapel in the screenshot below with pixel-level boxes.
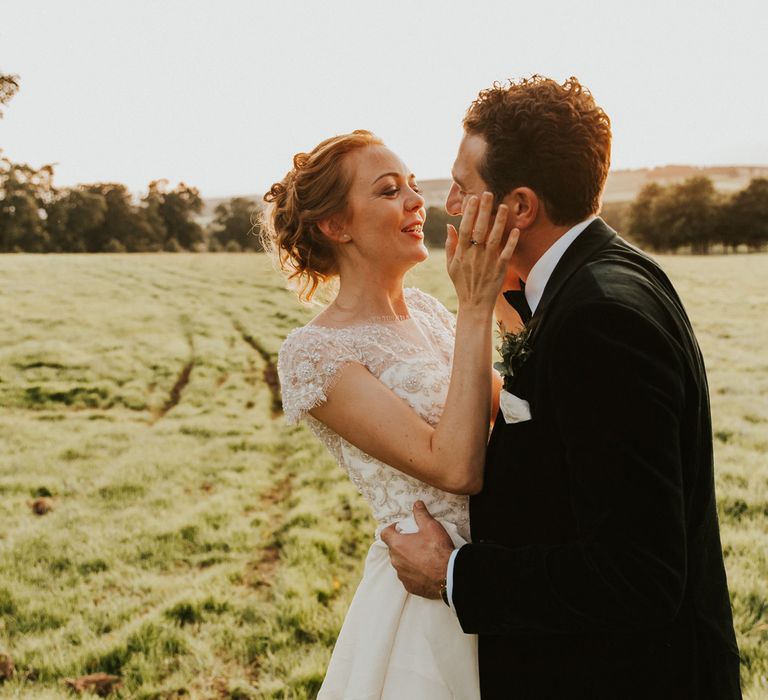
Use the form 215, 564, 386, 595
530, 218, 618, 333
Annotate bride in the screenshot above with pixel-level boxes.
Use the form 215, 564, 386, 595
265, 130, 519, 698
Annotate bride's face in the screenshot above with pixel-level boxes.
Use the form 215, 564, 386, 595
340, 146, 428, 272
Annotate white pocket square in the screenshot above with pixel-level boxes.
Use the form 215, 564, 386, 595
499, 389, 532, 424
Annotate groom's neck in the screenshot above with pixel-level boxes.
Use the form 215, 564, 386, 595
511, 221, 574, 282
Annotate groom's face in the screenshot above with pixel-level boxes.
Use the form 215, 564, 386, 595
447, 132, 521, 250
446, 133, 491, 217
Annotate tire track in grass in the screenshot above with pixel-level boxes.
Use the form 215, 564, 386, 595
232, 321, 282, 417
150, 321, 195, 423
246, 474, 293, 588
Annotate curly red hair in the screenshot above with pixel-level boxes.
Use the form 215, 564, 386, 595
261, 130, 384, 302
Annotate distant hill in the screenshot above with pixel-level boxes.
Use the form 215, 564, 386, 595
413, 165, 768, 207
202, 165, 768, 221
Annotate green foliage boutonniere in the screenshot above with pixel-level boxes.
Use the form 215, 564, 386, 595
493, 322, 533, 392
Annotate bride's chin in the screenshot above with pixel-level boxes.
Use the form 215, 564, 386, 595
412, 244, 429, 263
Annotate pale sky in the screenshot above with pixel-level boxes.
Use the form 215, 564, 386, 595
2, 0, 767, 197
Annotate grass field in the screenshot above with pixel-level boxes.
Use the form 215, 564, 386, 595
0, 251, 767, 699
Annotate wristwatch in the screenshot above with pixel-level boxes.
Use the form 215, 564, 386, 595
439, 578, 449, 607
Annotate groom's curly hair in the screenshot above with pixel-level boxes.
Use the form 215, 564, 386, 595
463, 75, 611, 225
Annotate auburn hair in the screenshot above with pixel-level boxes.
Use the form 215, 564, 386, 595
463, 75, 611, 225
261, 130, 384, 302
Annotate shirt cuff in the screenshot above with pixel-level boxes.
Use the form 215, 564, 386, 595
446, 545, 463, 613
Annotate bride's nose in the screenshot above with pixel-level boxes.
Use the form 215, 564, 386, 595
405, 187, 425, 211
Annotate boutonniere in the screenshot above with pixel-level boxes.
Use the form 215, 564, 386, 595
493, 322, 533, 392
494, 323, 534, 424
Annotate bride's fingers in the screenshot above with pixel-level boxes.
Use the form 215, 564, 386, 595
471, 192, 494, 244
499, 227, 521, 267
445, 224, 458, 269
457, 195, 479, 249
484, 204, 509, 251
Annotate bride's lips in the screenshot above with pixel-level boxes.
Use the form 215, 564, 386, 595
401, 220, 424, 240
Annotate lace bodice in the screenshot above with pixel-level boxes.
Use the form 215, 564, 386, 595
277, 287, 469, 540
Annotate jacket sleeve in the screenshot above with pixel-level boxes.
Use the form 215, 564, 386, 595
453, 301, 690, 635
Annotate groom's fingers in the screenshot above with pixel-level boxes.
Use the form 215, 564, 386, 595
380, 523, 398, 547
412, 500, 437, 529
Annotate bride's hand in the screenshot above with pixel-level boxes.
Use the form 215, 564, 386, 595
446, 192, 520, 314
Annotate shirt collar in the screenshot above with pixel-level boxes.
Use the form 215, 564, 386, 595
525, 216, 597, 314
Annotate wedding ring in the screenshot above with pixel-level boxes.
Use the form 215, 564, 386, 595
470, 239, 479, 246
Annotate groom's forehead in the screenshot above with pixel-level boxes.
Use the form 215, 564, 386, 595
453, 133, 487, 182
458, 133, 487, 163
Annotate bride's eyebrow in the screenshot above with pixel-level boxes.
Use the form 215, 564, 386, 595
371, 171, 406, 185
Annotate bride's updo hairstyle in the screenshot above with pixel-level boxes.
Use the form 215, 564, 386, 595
262, 130, 384, 302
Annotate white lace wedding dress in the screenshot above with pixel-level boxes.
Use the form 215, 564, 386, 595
278, 287, 479, 699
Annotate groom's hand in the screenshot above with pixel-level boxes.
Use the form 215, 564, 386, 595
380, 501, 454, 600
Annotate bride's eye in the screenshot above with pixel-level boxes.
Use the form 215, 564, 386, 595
411, 183, 422, 193
382, 187, 400, 197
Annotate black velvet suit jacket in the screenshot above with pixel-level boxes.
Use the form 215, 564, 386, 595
452, 219, 742, 699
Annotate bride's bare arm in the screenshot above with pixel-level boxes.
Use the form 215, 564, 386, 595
311, 194, 518, 495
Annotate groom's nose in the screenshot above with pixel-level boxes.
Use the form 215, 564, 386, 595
445, 182, 463, 216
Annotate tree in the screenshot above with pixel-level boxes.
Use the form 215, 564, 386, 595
628, 178, 721, 253
210, 197, 262, 251
142, 181, 169, 248
0, 72, 20, 119
79, 183, 158, 252
148, 180, 204, 250
0, 158, 55, 252
657, 176, 720, 254
627, 182, 664, 250
45, 189, 108, 252
722, 177, 768, 251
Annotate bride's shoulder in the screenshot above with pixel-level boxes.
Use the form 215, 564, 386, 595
278, 323, 351, 361
277, 323, 364, 425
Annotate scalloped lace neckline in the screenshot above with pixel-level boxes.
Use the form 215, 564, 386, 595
307, 313, 412, 330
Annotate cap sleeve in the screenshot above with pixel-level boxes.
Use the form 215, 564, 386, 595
277, 326, 361, 425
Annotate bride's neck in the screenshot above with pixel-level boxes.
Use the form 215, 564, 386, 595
328, 264, 408, 321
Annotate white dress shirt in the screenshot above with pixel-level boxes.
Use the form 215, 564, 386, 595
445, 215, 597, 611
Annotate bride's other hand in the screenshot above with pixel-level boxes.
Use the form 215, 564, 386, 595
446, 192, 520, 314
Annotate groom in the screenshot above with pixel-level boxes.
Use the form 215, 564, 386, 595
381, 76, 742, 698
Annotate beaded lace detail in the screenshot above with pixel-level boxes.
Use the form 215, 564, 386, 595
278, 287, 469, 539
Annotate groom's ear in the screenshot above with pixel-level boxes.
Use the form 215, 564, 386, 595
503, 187, 539, 230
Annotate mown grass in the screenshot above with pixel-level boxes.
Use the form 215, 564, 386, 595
0, 251, 766, 698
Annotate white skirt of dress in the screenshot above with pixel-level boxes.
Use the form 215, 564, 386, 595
318, 518, 480, 700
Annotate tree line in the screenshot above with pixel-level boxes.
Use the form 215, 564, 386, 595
3, 72, 767, 255
0, 159, 263, 253
603, 176, 768, 254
